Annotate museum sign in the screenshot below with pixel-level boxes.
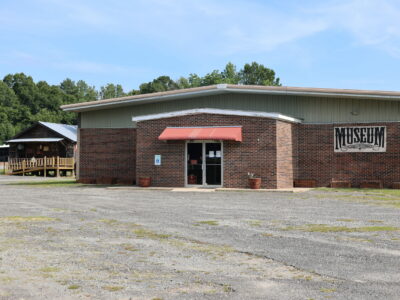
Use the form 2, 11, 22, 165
334, 126, 386, 152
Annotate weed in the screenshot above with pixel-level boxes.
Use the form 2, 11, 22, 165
133, 228, 171, 240
0, 216, 59, 223
8, 179, 79, 187
98, 219, 118, 225
262, 233, 274, 237
102, 286, 124, 292
122, 244, 138, 252
284, 224, 399, 233
39, 267, 60, 273
195, 220, 219, 226
68, 285, 80, 290
320, 288, 336, 293
247, 220, 262, 227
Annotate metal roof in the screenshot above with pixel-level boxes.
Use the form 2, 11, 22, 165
39, 122, 77, 142
61, 84, 400, 112
7, 138, 64, 143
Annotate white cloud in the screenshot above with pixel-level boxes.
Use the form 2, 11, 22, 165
308, 0, 400, 57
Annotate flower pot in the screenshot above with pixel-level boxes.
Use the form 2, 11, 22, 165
139, 177, 151, 187
188, 174, 197, 184
249, 178, 261, 189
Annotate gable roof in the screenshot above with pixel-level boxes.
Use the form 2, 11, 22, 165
7, 122, 77, 143
61, 84, 400, 113
39, 122, 77, 142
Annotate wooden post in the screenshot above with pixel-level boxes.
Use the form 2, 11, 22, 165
56, 156, 60, 178
44, 156, 47, 178
71, 158, 75, 178
22, 160, 25, 176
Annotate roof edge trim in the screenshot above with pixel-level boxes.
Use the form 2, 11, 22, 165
131, 108, 302, 123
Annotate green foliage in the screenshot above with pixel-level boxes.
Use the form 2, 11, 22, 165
0, 62, 280, 144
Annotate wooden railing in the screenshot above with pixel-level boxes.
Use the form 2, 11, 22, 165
8, 156, 74, 176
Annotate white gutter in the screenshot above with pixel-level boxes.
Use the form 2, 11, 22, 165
131, 108, 302, 123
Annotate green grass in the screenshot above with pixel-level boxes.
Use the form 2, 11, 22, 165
0, 216, 59, 223
315, 188, 400, 208
284, 224, 400, 233
195, 220, 219, 226
68, 284, 81, 290
247, 220, 262, 227
102, 286, 124, 292
7, 179, 79, 187
320, 288, 336, 293
39, 267, 60, 273
133, 228, 171, 240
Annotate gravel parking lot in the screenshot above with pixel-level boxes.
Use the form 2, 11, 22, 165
0, 176, 399, 299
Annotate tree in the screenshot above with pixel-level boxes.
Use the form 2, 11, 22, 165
3, 73, 40, 113
76, 80, 98, 102
139, 76, 179, 94
239, 62, 281, 86
0, 62, 281, 143
99, 84, 125, 99
222, 62, 240, 84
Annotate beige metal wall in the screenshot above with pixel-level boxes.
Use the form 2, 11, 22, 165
80, 93, 400, 128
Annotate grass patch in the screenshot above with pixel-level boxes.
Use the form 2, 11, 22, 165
262, 233, 274, 237
368, 220, 383, 223
68, 284, 80, 290
315, 188, 400, 208
133, 228, 171, 240
8, 179, 79, 187
122, 244, 138, 252
284, 224, 400, 233
0, 216, 59, 223
39, 267, 60, 273
320, 288, 336, 293
336, 218, 355, 222
98, 219, 118, 225
195, 220, 219, 226
102, 286, 124, 292
247, 220, 262, 227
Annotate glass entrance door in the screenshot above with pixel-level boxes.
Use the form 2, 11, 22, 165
187, 143, 203, 185
186, 142, 222, 186
205, 143, 222, 185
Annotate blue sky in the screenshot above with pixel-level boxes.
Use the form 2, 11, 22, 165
1, 0, 400, 91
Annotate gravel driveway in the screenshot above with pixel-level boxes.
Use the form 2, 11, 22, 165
0, 176, 399, 299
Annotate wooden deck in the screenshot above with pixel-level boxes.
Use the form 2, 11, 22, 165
8, 157, 75, 177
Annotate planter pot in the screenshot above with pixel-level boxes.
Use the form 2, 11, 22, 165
249, 178, 261, 189
139, 177, 151, 187
188, 175, 197, 184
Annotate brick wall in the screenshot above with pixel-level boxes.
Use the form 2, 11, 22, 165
276, 121, 295, 188
297, 123, 400, 187
79, 128, 136, 184
136, 114, 284, 188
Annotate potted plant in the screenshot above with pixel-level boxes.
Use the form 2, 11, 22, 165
248, 172, 261, 189
139, 176, 151, 187
188, 174, 197, 184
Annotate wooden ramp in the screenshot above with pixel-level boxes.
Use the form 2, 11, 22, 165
8, 157, 74, 177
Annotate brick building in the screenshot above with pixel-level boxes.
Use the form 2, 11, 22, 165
61, 84, 400, 188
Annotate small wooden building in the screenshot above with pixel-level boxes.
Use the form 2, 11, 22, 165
6, 122, 77, 176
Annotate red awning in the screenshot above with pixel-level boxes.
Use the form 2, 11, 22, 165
158, 127, 242, 142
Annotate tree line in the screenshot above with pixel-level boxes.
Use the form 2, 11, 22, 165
0, 62, 280, 144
